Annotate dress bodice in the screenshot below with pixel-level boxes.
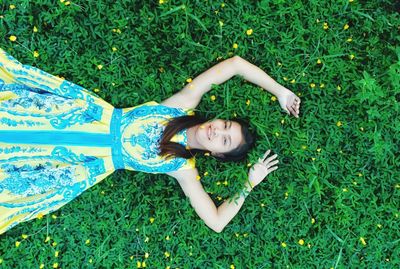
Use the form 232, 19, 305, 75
112, 101, 196, 173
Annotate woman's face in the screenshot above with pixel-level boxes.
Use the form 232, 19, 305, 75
195, 119, 243, 155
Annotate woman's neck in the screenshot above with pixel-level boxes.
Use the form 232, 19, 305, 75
186, 125, 206, 150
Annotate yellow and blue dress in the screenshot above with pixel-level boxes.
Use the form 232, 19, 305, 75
0, 47, 195, 235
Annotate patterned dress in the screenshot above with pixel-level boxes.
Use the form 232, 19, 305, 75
0, 48, 195, 235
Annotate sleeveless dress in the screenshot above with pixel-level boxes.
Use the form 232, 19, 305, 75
0, 47, 195, 235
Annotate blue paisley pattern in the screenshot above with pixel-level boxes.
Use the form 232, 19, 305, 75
0, 47, 195, 234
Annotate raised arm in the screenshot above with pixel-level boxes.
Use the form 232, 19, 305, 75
161, 56, 299, 116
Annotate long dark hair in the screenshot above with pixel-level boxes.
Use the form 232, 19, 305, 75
158, 114, 256, 162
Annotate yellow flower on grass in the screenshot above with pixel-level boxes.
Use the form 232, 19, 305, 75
10, 4, 16, 9
149, 217, 155, 223
246, 99, 251, 105
33, 26, 38, 32
246, 29, 253, 36
233, 43, 238, 49
275, 132, 280, 137
203, 171, 209, 176
22, 234, 28, 239
281, 119, 285, 124
323, 22, 329, 30
9, 35, 17, 42
223, 180, 228, 186
204, 152, 210, 156
217, 196, 222, 200
85, 239, 90, 245
216, 181, 221, 185
159, 0, 165, 4
97, 64, 103, 70
344, 24, 350, 30
15, 241, 21, 247
311, 218, 315, 224
221, 3, 226, 8
186, 78, 192, 83
317, 148, 322, 152
298, 239, 305, 245
336, 121, 342, 127
210, 95, 216, 101
290, 79, 296, 84
219, 21, 224, 27
349, 0, 354, 2
317, 59, 322, 64
145, 253, 149, 259
52, 242, 57, 247
141, 261, 146, 268
320, 83, 325, 88
52, 214, 57, 219
164, 251, 170, 258
112, 47, 117, 52
281, 242, 287, 248
55, 250, 59, 257
196, 175, 201, 181
360, 237, 367, 246
137, 261, 141, 268
45, 236, 51, 242
349, 54, 355, 60
145, 237, 150, 242
230, 265, 235, 269
310, 83, 316, 88
60, 0, 65, 2
358, 173, 363, 177
165, 235, 170, 240
53, 263, 58, 268
93, 88, 100, 93
284, 192, 289, 199
301, 145, 307, 150
283, 76, 288, 81
337, 85, 342, 91
377, 224, 382, 228
347, 37, 353, 42
64, 1, 70, 6
342, 188, 348, 192
40, 264, 44, 269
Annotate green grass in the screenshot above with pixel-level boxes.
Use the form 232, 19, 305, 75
0, 0, 399, 268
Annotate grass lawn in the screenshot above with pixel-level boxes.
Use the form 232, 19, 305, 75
0, 0, 399, 268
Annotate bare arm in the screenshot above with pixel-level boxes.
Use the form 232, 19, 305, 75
166, 168, 253, 233
161, 56, 292, 110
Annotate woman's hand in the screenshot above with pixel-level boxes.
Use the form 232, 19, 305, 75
277, 90, 301, 118
247, 150, 279, 189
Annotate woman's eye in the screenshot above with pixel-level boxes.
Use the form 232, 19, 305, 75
224, 138, 227, 145
224, 121, 227, 129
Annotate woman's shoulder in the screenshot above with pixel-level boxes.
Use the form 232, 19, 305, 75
165, 160, 197, 179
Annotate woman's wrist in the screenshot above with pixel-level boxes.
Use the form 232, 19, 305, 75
240, 182, 253, 198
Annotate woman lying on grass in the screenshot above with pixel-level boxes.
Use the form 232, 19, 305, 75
0, 49, 300, 234
160, 55, 301, 232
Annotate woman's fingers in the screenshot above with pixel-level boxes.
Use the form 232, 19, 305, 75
287, 104, 296, 117
261, 150, 271, 161
263, 153, 278, 165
